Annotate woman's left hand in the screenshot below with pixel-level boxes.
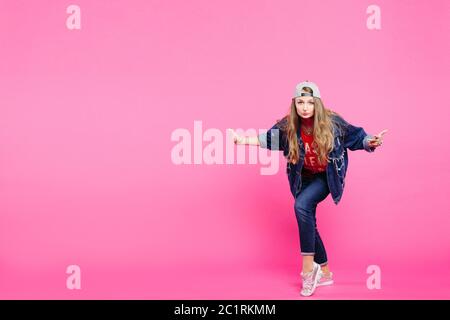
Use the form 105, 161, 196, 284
368, 129, 388, 148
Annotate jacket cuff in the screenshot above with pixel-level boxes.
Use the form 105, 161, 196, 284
363, 134, 376, 152
258, 132, 268, 148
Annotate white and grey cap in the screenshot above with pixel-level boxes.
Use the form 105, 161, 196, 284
294, 80, 321, 98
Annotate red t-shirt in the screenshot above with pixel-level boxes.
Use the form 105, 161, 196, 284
301, 129, 327, 175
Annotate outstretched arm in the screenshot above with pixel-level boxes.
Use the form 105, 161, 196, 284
336, 115, 387, 152
230, 117, 288, 151
230, 130, 261, 146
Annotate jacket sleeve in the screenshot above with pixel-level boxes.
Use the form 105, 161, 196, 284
337, 115, 375, 152
257, 117, 288, 151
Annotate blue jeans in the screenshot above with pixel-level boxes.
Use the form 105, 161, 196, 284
294, 170, 330, 266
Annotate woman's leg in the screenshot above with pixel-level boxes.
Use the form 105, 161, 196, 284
294, 172, 330, 274
309, 204, 332, 276
320, 264, 331, 277
315, 235, 331, 276
314, 228, 328, 266
312, 205, 329, 266
302, 256, 315, 275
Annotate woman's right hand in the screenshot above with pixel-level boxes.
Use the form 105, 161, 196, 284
229, 129, 244, 144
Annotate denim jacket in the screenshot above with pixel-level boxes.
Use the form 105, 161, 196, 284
258, 114, 375, 205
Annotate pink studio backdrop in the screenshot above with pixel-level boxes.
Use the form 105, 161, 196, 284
1, 0, 449, 299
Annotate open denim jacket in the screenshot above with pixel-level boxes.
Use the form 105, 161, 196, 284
258, 114, 375, 205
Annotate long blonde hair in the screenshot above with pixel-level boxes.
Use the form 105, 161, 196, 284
277, 87, 341, 165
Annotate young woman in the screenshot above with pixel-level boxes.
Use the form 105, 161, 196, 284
231, 81, 387, 297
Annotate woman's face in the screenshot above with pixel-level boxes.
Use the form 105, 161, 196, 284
295, 96, 315, 119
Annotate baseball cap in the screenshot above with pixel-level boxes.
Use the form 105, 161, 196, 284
294, 80, 321, 98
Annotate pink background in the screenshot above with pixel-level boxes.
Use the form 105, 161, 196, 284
1, 0, 449, 299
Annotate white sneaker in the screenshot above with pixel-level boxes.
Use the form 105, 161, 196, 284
317, 270, 334, 287
300, 262, 321, 297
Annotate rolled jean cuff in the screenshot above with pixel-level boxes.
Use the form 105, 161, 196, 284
319, 261, 328, 266
301, 252, 315, 256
